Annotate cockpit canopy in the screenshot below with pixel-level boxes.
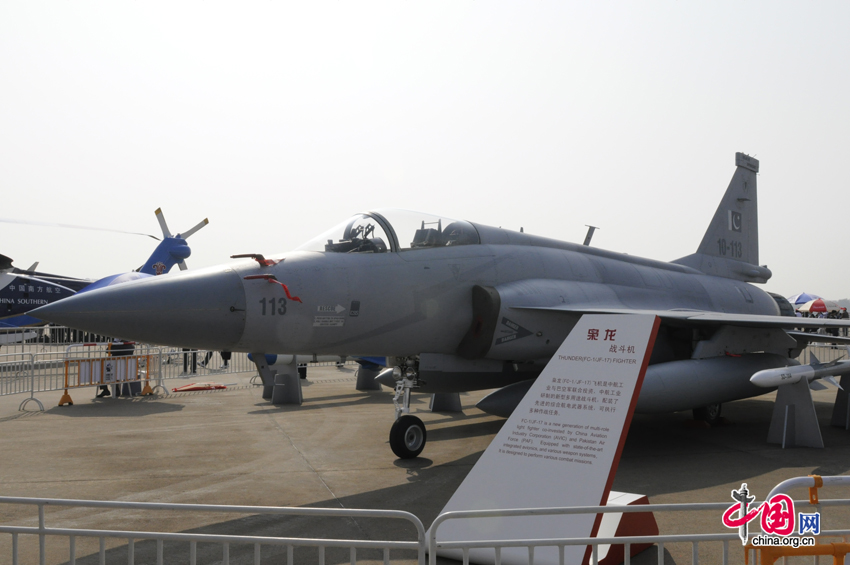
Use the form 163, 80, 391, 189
296, 209, 480, 254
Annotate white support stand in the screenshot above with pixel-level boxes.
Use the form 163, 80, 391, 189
831, 375, 850, 430
250, 352, 276, 400
355, 366, 383, 391
430, 393, 463, 413
271, 370, 303, 405
767, 380, 824, 448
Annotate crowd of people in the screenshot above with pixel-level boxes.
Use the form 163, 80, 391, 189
795, 306, 849, 336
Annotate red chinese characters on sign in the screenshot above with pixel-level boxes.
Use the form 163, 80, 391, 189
761, 495, 795, 535
587, 329, 618, 341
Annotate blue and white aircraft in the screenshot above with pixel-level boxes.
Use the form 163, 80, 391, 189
0, 209, 208, 328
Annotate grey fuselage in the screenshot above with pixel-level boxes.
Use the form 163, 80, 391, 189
78, 223, 778, 360
30, 218, 791, 416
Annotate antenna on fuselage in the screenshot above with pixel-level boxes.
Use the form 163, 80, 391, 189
583, 225, 599, 246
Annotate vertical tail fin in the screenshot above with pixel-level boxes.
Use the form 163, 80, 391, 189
672, 153, 772, 283
698, 153, 760, 265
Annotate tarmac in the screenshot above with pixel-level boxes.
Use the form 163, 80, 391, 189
2, 363, 850, 564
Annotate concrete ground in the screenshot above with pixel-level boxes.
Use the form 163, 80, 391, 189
1, 365, 849, 564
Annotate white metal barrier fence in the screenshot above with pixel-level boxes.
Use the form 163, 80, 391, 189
1, 325, 349, 373
1, 345, 168, 408
430, 497, 850, 565
154, 349, 352, 380
799, 343, 849, 365
0, 352, 42, 410
0, 352, 33, 396
3, 488, 849, 565
0, 327, 111, 355
0, 327, 260, 380
1, 328, 359, 408
0, 497, 426, 565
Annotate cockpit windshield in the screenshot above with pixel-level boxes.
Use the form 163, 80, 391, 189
296, 209, 480, 253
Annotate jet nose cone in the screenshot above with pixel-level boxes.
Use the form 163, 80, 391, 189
32, 266, 247, 350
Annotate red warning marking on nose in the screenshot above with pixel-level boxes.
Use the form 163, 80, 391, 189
243, 274, 303, 303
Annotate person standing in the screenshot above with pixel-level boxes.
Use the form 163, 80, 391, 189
200, 350, 231, 369
96, 342, 114, 397
113, 339, 137, 396
182, 348, 197, 375
827, 310, 839, 337
99, 338, 135, 397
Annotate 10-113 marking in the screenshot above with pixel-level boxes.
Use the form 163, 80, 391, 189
717, 238, 743, 259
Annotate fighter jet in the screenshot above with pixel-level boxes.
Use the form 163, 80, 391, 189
33, 153, 850, 458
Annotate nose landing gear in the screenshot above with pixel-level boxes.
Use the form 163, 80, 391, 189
389, 360, 427, 459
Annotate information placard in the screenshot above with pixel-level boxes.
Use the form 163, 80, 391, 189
434, 314, 660, 565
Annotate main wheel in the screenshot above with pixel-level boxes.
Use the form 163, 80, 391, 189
389, 415, 427, 459
693, 403, 722, 425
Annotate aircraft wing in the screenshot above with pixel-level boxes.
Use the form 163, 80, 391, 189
787, 331, 850, 347
513, 305, 850, 330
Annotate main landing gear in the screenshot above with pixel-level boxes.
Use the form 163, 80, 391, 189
693, 403, 723, 425
389, 360, 427, 459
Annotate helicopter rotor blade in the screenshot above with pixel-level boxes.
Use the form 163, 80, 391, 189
180, 218, 209, 239
154, 208, 173, 238
0, 217, 160, 240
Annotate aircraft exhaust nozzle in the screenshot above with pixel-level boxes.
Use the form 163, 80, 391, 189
32, 266, 247, 350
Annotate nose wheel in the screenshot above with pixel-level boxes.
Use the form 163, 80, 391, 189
390, 415, 427, 459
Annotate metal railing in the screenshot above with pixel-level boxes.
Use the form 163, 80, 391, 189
0, 352, 33, 396
155, 349, 352, 380
0, 326, 112, 355
0, 327, 360, 408
429, 498, 850, 565
1, 349, 360, 409
0, 497, 426, 565
799, 343, 849, 365
0, 352, 43, 410
4, 493, 849, 565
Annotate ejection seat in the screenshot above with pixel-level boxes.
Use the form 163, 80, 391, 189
410, 228, 445, 248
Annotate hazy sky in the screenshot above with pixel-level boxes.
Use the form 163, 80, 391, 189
2, 2, 848, 298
